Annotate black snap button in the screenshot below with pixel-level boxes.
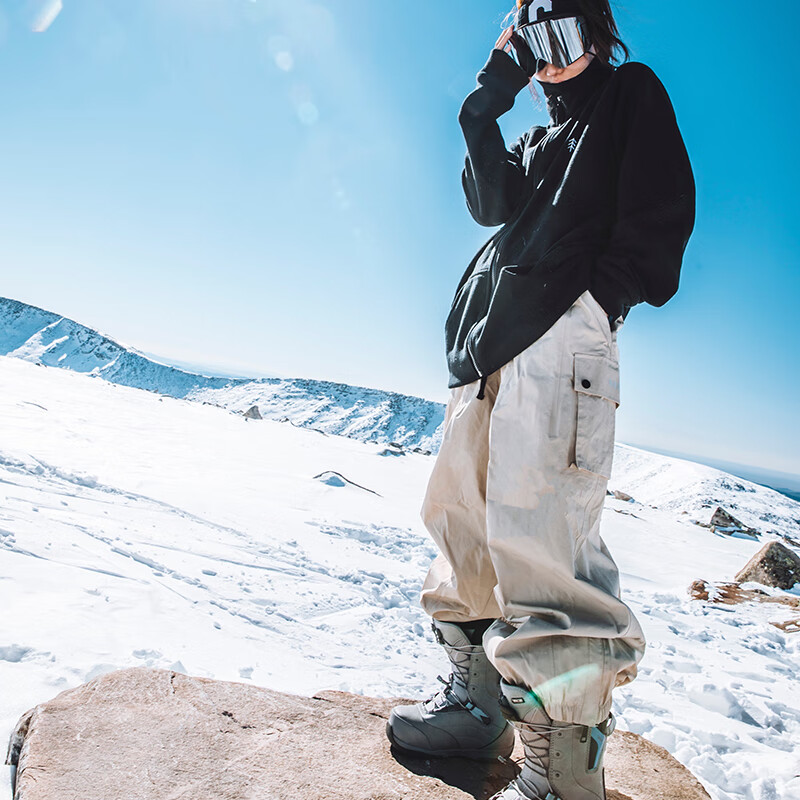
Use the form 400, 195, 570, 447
581, 379, 591, 389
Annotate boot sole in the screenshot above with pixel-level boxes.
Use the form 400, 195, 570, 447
385, 721, 514, 762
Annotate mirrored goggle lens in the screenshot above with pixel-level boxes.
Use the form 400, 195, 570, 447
515, 16, 588, 68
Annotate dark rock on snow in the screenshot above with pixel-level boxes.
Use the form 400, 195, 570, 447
735, 540, 800, 590
710, 506, 760, 538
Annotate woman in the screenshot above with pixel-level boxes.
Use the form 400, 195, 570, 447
387, 1, 695, 799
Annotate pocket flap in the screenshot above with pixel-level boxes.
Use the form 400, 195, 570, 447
574, 354, 620, 405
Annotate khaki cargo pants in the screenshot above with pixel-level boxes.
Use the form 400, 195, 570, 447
420, 291, 646, 726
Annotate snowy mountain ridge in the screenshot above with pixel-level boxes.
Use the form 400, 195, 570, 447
0, 297, 445, 451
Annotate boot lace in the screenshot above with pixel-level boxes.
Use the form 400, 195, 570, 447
423, 644, 491, 724
491, 719, 584, 800
516, 720, 559, 799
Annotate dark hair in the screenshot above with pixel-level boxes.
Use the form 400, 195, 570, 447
576, 0, 630, 65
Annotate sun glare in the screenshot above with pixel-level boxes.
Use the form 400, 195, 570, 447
31, 0, 63, 33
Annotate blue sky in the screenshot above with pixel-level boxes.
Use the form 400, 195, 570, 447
0, 0, 798, 480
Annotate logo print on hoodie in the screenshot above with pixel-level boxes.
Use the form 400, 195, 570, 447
567, 137, 578, 152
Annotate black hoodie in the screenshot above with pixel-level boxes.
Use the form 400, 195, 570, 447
445, 49, 696, 388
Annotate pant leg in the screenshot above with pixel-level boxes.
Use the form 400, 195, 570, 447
419, 374, 504, 623
483, 290, 647, 726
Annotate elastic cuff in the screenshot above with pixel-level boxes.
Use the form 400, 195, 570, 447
480, 48, 531, 94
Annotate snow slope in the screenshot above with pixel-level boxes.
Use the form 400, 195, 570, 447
1, 357, 799, 800
612, 446, 800, 542
0, 297, 444, 451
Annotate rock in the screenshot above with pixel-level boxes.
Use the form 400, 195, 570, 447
690, 579, 769, 604
603, 729, 710, 800
784, 533, 800, 548
243, 405, 262, 420
6, 667, 710, 800
612, 490, 634, 502
378, 442, 405, 457
689, 577, 800, 631
735, 541, 800, 590
689, 579, 715, 602
710, 506, 759, 538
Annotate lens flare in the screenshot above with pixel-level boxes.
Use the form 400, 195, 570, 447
31, 0, 62, 33
532, 663, 603, 711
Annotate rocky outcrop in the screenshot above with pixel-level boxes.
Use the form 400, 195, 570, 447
710, 506, 760, 538
242, 405, 262, 420
6, 667, 710, 800
690, 578, 799, 608
735, 540, 800, 590
689, 574, 800, 633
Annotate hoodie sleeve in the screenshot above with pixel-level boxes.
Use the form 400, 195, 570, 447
590, 63, 696, 318
458, 49, 533, 227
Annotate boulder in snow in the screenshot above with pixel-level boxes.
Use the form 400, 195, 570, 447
734, 541, 800, 590
6, 667, 711, 800
710, 506, 759, 539
378, 442, 405, 457
242, 405, 262, 420
612, 490, 634, 502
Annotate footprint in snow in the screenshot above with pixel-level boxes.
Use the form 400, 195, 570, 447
132, 648, 163, 661
312, 521, 437, 563
0, 644, 34, 662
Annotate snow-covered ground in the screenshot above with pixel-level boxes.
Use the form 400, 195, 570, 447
1, 356, 799, 800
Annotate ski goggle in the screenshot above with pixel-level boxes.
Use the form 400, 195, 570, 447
511, 12, 590, 69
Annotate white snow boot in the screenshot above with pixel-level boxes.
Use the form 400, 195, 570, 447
386, 620, 515, 760
492, 680, 615, 800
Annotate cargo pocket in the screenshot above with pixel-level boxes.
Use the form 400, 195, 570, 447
572, 353, 620, 480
